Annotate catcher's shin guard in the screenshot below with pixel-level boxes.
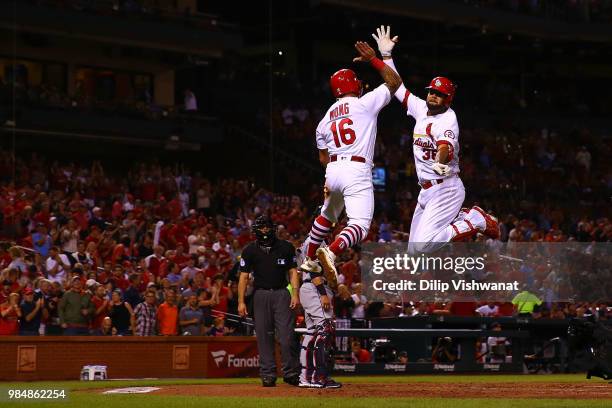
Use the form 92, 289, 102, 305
300, 334, 316, 384
312, 319, 336, 379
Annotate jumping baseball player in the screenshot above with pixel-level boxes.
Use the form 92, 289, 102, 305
372, 26, 499, 253
300, 40, 402, 283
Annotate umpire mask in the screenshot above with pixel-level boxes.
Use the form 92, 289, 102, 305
252, 216, 277, 247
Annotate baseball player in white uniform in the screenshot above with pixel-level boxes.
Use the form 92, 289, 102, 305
372, 26, 500, 253
299, 40, 402, 282
295, 41, 402, 388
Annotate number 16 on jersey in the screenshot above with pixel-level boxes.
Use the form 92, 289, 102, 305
331, 118, 356, 147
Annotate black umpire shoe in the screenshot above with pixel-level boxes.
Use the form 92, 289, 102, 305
283, 376, 300, 387
262, 377, 276, 387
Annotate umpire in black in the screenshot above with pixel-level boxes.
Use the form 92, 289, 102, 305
238, 216, 301, 387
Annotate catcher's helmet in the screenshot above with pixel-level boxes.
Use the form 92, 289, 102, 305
330, 69, 363, 98
426, 76, 457, 106
252, 216, 277, 247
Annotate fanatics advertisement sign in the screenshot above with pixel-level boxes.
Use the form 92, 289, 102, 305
207, 342, 260, 378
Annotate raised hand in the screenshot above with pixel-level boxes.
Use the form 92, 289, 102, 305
371, 25, 398, 57
353, 41, 376, 63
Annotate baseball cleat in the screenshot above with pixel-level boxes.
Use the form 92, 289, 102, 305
316, 247, 338, 288
298, 380, 324, 388
314, 378, 342, 389
471, 206, 500, 239
299, 257, 322, 274
261, 377, 276, 387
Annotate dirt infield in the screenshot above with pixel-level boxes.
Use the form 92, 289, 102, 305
150, 382, 612, 399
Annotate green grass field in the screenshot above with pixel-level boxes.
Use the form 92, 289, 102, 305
1, 375, 609, 408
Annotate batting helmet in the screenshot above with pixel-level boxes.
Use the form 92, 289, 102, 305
425, 76, 457, 106
330, 69, 363, 98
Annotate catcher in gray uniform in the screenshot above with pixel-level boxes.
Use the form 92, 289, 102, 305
297, 238, 342, 389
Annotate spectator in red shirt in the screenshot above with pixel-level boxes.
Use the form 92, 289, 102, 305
171, 223, 190, 250
85, 225, 103, 246
351, 340, 371, 363
140, 178, 158, 202
211, 274, 231, 315
72, 205, 89, 232
90, 283, 109, 332
168, 194, 183, 220
285, 199, 303, 235
111, 199, 123, 219
0, 280, 12, 304
158, 221, 173, 249
236, 227, 252, 247
109, 265, 129, 292
135, 264, 153, 292
170, 243, 190, 268
449, 301, 478, 317
497, 301, 515, 317
111, 235, 133, 266
203, 253, 221, 279
2, 199, 16, 232
96, 260, 112, 285
32, 202, 51, 227
145, 245, 165, 278
339, 250, 359, 288
156, 289, 178, 336
183, 210, 199, 230
0, 292, 22, 335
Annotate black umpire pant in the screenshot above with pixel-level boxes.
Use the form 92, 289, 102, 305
254, 288, 300, 379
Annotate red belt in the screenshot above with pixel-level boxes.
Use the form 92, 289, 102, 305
420, 179, 444, 189
330, 155, 366, 163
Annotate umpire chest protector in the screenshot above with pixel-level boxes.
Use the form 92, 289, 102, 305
240, 240, 296, 289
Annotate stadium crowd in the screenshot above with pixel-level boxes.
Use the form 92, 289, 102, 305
0, 122, 610, 336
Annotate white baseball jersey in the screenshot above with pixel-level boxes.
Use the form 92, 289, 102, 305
382, 59, 486, 252
316, 84, 391, 164
399, 90, 460, 182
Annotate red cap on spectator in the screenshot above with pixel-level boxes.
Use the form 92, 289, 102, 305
23, 288, 33, 295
